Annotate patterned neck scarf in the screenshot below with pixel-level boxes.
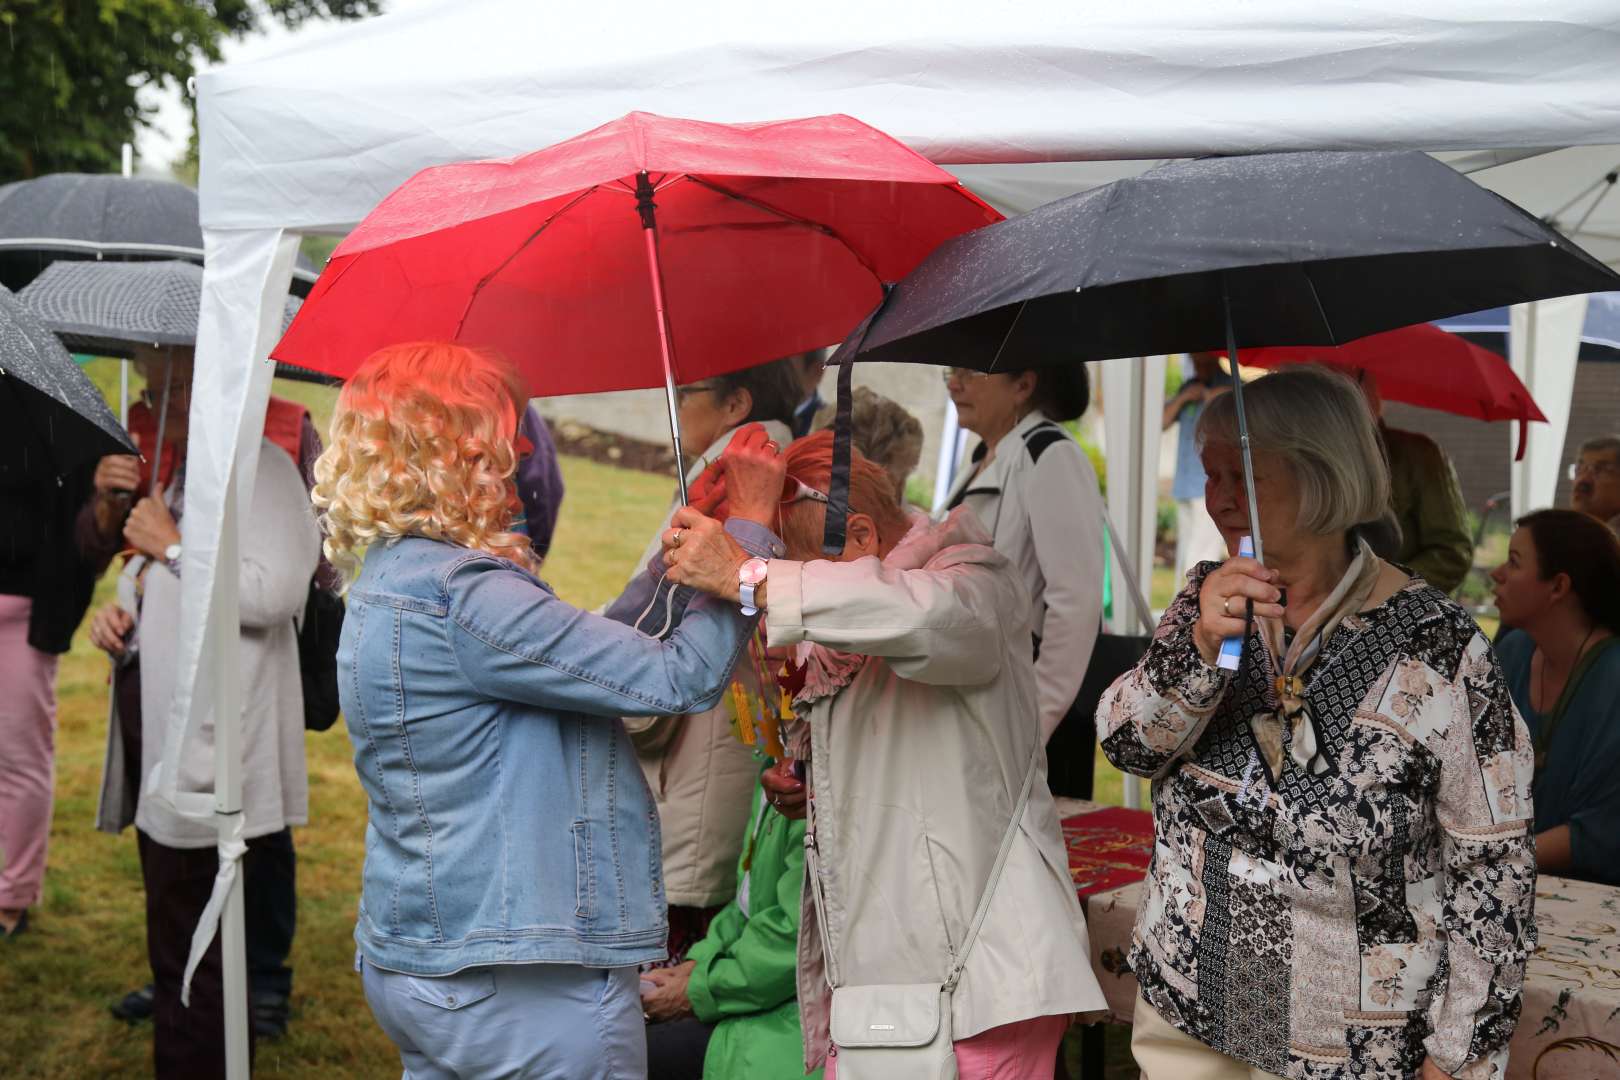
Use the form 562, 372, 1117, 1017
790, 642, 869, 707
1249, 536, 1381, 780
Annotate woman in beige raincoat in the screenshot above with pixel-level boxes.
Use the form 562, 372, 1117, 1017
662, 429, 1106, 1078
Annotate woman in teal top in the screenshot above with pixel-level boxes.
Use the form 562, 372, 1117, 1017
1490, 508, 1620, 885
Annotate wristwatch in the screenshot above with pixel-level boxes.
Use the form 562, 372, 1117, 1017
738, 558, 768, 616
163, 541, 183, 578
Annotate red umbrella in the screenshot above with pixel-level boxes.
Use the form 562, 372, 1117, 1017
1240, 322, 1546, 458
274, 111, 1000, 494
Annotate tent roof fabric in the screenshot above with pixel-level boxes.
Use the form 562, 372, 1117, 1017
196, 0, 1620, 234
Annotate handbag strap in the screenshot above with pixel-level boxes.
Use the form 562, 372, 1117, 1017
943, 735, 1042, 993
1099, 500, 1156, 636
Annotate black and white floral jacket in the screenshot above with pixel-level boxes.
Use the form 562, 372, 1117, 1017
1099, 564, 1536, 1080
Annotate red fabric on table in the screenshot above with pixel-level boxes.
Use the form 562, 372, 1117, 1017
1063, 806, 1153, 898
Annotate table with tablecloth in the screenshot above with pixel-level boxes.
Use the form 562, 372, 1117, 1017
1054, 798, 1620, 1079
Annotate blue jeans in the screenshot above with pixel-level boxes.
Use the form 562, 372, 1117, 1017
360, 958, 647, 1079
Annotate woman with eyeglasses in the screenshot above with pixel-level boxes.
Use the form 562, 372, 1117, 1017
1490, 508, 1620, 885
939, 364, 1105, 778
80, 346, 322, 1074
615, 358, 805, 965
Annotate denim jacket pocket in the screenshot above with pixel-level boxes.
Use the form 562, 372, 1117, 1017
573, 820, 594, 920
405, 968, 497, 1011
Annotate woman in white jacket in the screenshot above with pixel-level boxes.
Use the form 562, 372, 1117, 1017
941, 365, 1105, 774
663, 430, 1106, 1078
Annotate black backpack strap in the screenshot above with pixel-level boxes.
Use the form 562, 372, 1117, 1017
1021, 421, 1069, 464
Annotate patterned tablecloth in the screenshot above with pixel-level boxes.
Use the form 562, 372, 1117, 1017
1055, 799, 1620, 1079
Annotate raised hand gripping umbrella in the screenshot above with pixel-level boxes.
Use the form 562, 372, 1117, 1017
1239, 322, 1547, 459
828, 150, 1620, 563
273, 111, 1001, 501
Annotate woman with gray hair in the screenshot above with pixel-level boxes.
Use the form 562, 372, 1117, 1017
1098, 366, 1536, 1080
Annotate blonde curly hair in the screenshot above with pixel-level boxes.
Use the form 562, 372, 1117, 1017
311, 341, 540, 582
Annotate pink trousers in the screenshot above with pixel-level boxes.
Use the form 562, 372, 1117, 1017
826, 1013, 1070, 1080
0, 595, 59, 910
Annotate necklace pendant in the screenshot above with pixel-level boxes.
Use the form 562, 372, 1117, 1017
1275, 674, 1305, 699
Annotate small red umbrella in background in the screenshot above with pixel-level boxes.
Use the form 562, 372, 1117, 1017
274, 111, 1001, 497
1240, 322, 1546, 459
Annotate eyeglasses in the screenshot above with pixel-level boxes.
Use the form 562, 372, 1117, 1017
939, 367, 990, 386
1568, 459, 1620, 481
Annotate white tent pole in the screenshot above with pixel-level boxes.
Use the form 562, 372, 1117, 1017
117, 142, 132, 426
931, 399, 964, 514
214, 470, 250, 1078
1509, 296, 1587, 518
1102, 355, 1166, 810
161, 225, 298, 1080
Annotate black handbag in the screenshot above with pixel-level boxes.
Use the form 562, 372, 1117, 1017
1045, 504, 1157, 800
297, 582, 345, 732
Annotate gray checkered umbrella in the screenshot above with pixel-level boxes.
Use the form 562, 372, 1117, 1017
0, 284, 136, 479
0, 172, 319, 295
17, 260, 326, 380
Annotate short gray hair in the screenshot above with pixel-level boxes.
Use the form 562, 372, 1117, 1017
1197, 365, 1390, 537
1579, 434, 1620, 459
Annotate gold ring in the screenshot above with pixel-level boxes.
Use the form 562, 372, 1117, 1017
671, 528, 684, 548
1222, 595, 1233, 617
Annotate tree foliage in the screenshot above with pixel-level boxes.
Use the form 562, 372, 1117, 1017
0, 1, 381, 181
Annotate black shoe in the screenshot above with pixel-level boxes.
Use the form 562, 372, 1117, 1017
252, 993, 289, 1041
0, 909, 26, 941
110, 983, 155, 1023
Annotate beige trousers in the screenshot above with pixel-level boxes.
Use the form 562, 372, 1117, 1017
1131, 995, 1287, 1080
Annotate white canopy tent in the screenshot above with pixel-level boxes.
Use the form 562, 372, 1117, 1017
174, 2, 1620, 1070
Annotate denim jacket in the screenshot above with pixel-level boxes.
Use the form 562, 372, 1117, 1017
341, 532, 765, 975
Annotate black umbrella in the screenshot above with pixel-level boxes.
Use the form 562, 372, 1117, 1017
829, 150, 1620, 559
0, 172, 319, 296
0, 285, 137, 481
18, 259, 328, 383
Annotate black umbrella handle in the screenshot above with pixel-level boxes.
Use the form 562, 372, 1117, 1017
1222, 278, 1265, 566
822, 285, 894, 555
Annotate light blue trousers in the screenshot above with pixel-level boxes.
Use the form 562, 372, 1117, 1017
360, 956, 648, 1079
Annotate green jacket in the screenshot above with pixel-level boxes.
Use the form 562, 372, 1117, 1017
1384, 424, 1473, 595
685, 773, 822, 1080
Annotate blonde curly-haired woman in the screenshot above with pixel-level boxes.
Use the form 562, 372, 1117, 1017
311, 342, 787, 1080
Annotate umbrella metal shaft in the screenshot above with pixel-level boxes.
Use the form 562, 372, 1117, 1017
636, 173, 689, 505
152, 355, 172, 497
1222, 283, 1265, 566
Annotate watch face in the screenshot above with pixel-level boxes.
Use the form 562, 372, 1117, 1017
739, 557, 768, 585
